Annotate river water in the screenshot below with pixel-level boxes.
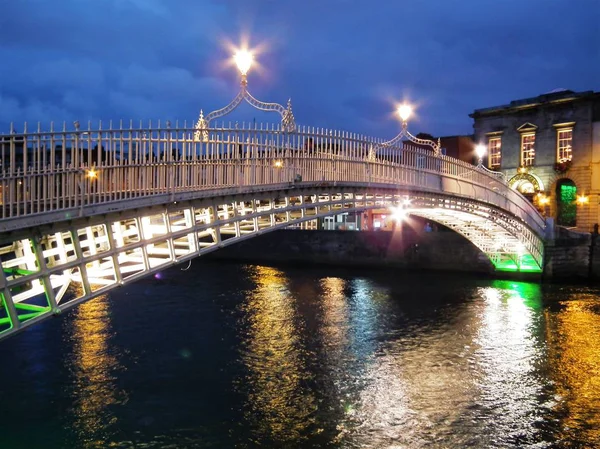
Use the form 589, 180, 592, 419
0, 261, 599, 448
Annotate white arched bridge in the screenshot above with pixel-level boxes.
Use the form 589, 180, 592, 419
0, 120, 546, 340
0, 52, 547, 340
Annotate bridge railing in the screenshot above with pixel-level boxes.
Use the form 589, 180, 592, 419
0, 122, 545, 235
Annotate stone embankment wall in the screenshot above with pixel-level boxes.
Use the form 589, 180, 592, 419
210, 227, 600, 282
209, 229, 494, 274
543, 227, 600, 282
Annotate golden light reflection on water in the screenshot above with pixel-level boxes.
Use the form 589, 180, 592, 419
238, 265, 317, 444
319, 277, 349, 351
546, 295, 600, 444
69, 294, 123, 448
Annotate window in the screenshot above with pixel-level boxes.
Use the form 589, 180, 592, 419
488, 137, 501, 169
521, 133, 535, 166
557, 128, 572, 162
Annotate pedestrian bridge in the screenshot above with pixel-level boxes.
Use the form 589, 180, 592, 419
0, 121, 546, 340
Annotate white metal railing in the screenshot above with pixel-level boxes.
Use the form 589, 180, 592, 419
0, 122, 545, 236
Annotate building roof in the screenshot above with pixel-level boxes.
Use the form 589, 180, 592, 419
469, 89, 600, 118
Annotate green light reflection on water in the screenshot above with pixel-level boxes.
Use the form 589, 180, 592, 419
491, 280, 543, 309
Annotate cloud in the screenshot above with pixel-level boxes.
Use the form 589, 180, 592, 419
0, 0, 598, 136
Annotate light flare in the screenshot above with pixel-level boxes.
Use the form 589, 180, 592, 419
390, 206, 407, 222
397, 104, 412, 122
234, 49, 253, 76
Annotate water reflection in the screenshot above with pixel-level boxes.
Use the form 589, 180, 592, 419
67, 295, 124, 448
319, 277, 349, 350
546, 294, 600, 445
343, 280, 550, 448
346, 295, 474, 447
237, 265, 317, 445
3, 264, 600, 448
473, 282, 547, 446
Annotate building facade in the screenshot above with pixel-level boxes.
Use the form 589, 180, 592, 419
471, 89, 600, 232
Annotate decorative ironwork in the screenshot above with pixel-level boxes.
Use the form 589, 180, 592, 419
195, 71, 296, 141
479, 164, 506, 181
0, 186, 545, 341
0, 120, 548, 341
379, 121, 442, 155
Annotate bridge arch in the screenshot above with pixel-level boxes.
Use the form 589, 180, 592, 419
0, 123, 546, 340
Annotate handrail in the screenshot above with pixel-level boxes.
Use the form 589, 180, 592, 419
0, 124, 545, 237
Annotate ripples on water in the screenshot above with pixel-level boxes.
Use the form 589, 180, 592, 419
0, 262, 599, 448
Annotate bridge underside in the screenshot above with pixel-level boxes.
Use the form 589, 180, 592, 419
411, 208, 539, 272
0, 185, 543, 340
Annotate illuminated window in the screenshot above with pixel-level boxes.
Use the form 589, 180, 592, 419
521, 133, 535, 166
557, 128, 572, 162
488, 137, 501, 169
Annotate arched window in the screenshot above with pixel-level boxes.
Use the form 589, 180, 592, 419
556, 179, 577, 226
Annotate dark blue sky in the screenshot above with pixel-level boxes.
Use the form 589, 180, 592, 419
1, 0, 598, 137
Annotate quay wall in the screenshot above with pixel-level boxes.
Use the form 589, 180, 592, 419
209, 229, 494, 274
209, 228, 600, 282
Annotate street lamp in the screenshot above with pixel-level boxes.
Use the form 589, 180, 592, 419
194, 45, 296, 139
234, 50, 253, 78
379, 103, 442, 156
398, 104, 412, 123
475, 144, 486, 167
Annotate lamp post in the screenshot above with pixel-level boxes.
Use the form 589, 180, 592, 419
475, 144, 486, 167
194, 47, 296, 138
379, 103, 442, 155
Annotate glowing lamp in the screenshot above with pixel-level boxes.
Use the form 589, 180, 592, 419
234, 50, 253, 76
577, 195, 589, 205
475, 144, 487, 160
398, 104, 412, 122
274, 160, 283, 168
391, 206, 407, 222
87, 168, 98, 179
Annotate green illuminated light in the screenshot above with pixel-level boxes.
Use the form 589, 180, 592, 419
3, 267, 37, 276
491, 254, 543, 273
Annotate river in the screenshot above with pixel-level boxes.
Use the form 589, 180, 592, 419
0, 261, 599, 448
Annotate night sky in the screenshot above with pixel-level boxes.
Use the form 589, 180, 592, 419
1, 0, 598, 137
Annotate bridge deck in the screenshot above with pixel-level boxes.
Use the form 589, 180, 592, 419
0, 124, 546, 340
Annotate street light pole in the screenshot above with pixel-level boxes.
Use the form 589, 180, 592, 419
475, 144, 487, 167
194, 48, 296, 140
379, 104, 442, 155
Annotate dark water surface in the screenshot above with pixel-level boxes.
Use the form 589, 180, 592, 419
1, 262, 599, 448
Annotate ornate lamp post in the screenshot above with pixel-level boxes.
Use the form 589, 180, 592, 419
195, 48, 296, 141
379, 103, 442, 155
475, 144, 487, 167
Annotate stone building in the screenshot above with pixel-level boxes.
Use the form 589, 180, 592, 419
470, 89, 600, 232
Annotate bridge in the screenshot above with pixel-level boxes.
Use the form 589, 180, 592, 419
0, 51, 546, 341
